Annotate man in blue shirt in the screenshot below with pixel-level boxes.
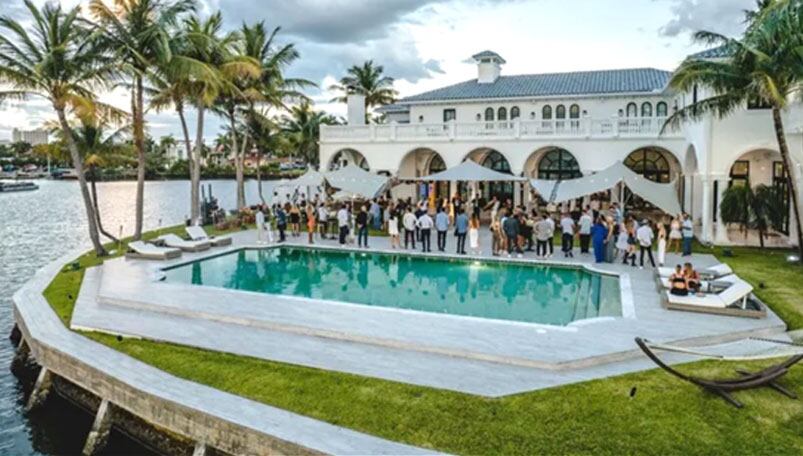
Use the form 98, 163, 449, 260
454, 209, 469, 254
435, 207, 450, 252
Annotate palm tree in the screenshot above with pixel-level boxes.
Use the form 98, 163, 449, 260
89, 0, 195, 240
664, 3, 803, 261
329, 60, 398, 115
0, 1, 118, 256
283, 100, 338, 167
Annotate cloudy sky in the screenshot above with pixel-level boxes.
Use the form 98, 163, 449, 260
0, 0, 756, 142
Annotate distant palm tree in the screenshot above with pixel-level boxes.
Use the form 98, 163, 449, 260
90, 0, 195, 240
283, 101, 339, 167
0, 0, 119, 255
663, 2, 803, 261
329, 60, 398, 115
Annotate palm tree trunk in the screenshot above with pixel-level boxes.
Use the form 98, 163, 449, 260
90, 167, 119, 243
192, 106, 205, 224
177, 104, 197, 222
132, 76, 146, 240
256, 145, 265, 205
771, 107, 803, 262
56, 108, 106, 256
229, 112, 245, 209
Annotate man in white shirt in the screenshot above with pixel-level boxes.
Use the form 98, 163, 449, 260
317, 204, 329, 240
560, 212, 576, 258
417, 210, 434, 253
578, 207, 593, 254
337, 204, 350, 246
544, 214, 555, 256
636, 219, 656, 268
402, 207, 417, 249
255, 207, 266, 244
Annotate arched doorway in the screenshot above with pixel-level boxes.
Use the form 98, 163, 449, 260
328, 149, 369, 171
464, 148, 514, 203
624, 147, 681, 210
535, 148, 582, 180
397, 148, 448, 201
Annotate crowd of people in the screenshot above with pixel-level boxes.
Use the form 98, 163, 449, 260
251, 192, 697, 269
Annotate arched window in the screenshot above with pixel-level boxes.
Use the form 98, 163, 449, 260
624, 148, 672, 183
537, 148, 582, 180
626, 102, 638, 117
569, 104, 580, 119
641, 102, 653, 117
542, 105, 552, 120
510, 106, 520, 119
656, 102, 668, 117
329, 149, 369, 171
484, 107, 494, 121
556, 105, 566, 119
480, 150, 513, 201
497, 107, 507, 121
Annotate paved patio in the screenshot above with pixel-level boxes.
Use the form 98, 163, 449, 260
71, 229, 789, 397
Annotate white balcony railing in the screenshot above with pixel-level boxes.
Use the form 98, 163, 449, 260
320, 117, 680, 143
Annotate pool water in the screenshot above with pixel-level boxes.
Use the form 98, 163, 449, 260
163, 247, 622, 326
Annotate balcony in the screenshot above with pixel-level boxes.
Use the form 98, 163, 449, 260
320, 117, 683, 143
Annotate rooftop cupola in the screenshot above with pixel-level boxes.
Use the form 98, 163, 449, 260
472, 50, 506, 84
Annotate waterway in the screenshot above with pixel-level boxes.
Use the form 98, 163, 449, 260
0, 179, 274, 455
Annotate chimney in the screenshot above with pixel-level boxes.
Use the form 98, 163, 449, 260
472, 50, 505, 84
347, 92, 367, 125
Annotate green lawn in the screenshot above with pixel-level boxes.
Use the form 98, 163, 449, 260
40, 228, 803, 455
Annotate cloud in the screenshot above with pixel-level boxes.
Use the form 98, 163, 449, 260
658, 0, 755, 38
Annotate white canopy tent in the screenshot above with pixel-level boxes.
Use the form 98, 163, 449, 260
324, 164, 389, 199
530, 161, 682, 215
415, 160, 526, 182
274, 169, 326, 203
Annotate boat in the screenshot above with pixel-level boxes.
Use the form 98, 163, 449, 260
0, 181, 39, 192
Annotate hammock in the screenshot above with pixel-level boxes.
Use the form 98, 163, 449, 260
644, 337, 803, 362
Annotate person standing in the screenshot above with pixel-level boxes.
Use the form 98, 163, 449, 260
578, 207, 593, 254
337, 204, 350, 246
657, 222, 667, 266
668, 214, 682, 254
356, 205, 369, 248
544, 214, 555, 257
435, 207, 450, 252
485, 196, 500, 223
403, 207, 417, 249
255, 206, 266, 244
388, 209, 400, 249
455, 208, 469, 254
503, 210, 522, 258
317, 203, 329, 240
468, 214, 481, 255
681, 213, 694, 256
534, 216, 550, 258
417, 210, 433, 253
636, 219, 656, 268
591, 215, 609, 263
369, 199, 382, 230
560, 212, 576, 258
276, 204, 288, 243
306, 205, 316, 245
289, 203, 301, 237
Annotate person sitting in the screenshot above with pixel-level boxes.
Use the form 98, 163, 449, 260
684, 263, 701, 293
669, 265, 688, 296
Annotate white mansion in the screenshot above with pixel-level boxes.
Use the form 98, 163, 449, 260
319, 50, 803, 246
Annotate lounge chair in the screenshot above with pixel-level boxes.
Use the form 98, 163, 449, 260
186, 225, 233, 247
157, 233, 211, 252
635, 337, 802, 408
656, 263, 733, 279
663, 277, 766, 318
126, 241, 182, 260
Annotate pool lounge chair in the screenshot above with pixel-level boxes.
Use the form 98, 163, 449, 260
663, 277, 766, 319
186, 225, 233, 247
157, 233, 211, 252
126, 241, 182, 260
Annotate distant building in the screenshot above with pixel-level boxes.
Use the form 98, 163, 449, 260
165, 140, 192, 163
12, 128, 49, 146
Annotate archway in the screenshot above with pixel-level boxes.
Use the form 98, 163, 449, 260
532, 147, 582, 180
397, 148, 448, 201
328, 148, 369, 171
464, 148, 514, 203
623, 147, 682, 210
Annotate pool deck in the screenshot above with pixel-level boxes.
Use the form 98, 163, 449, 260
69, 229, 790, 397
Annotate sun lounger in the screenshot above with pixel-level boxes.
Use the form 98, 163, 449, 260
157, 233, 211, 252
186, 225, 233, 247
663, 277, 765, 318
126, 241, 182, 260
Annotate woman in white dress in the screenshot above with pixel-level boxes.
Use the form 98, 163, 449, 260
668, 215, 682, 254
657, 222, 667, 266
388, 210, 400, 248
468, 214, 481, 255
615, 222, 630, 259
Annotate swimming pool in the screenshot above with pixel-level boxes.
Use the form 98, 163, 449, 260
163, 247, 622, 326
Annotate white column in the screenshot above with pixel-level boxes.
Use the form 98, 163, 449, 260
700, 175, 712, 244
514, 182, 522, 206
713, 175, 730, 245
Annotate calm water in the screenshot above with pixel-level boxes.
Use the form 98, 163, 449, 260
0, 179, 279, 455
165, 247, 622, 326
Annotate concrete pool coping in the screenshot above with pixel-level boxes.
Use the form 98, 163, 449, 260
67, 229, 790, 396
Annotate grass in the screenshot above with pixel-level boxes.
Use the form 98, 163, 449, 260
39, 228, 803, 454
